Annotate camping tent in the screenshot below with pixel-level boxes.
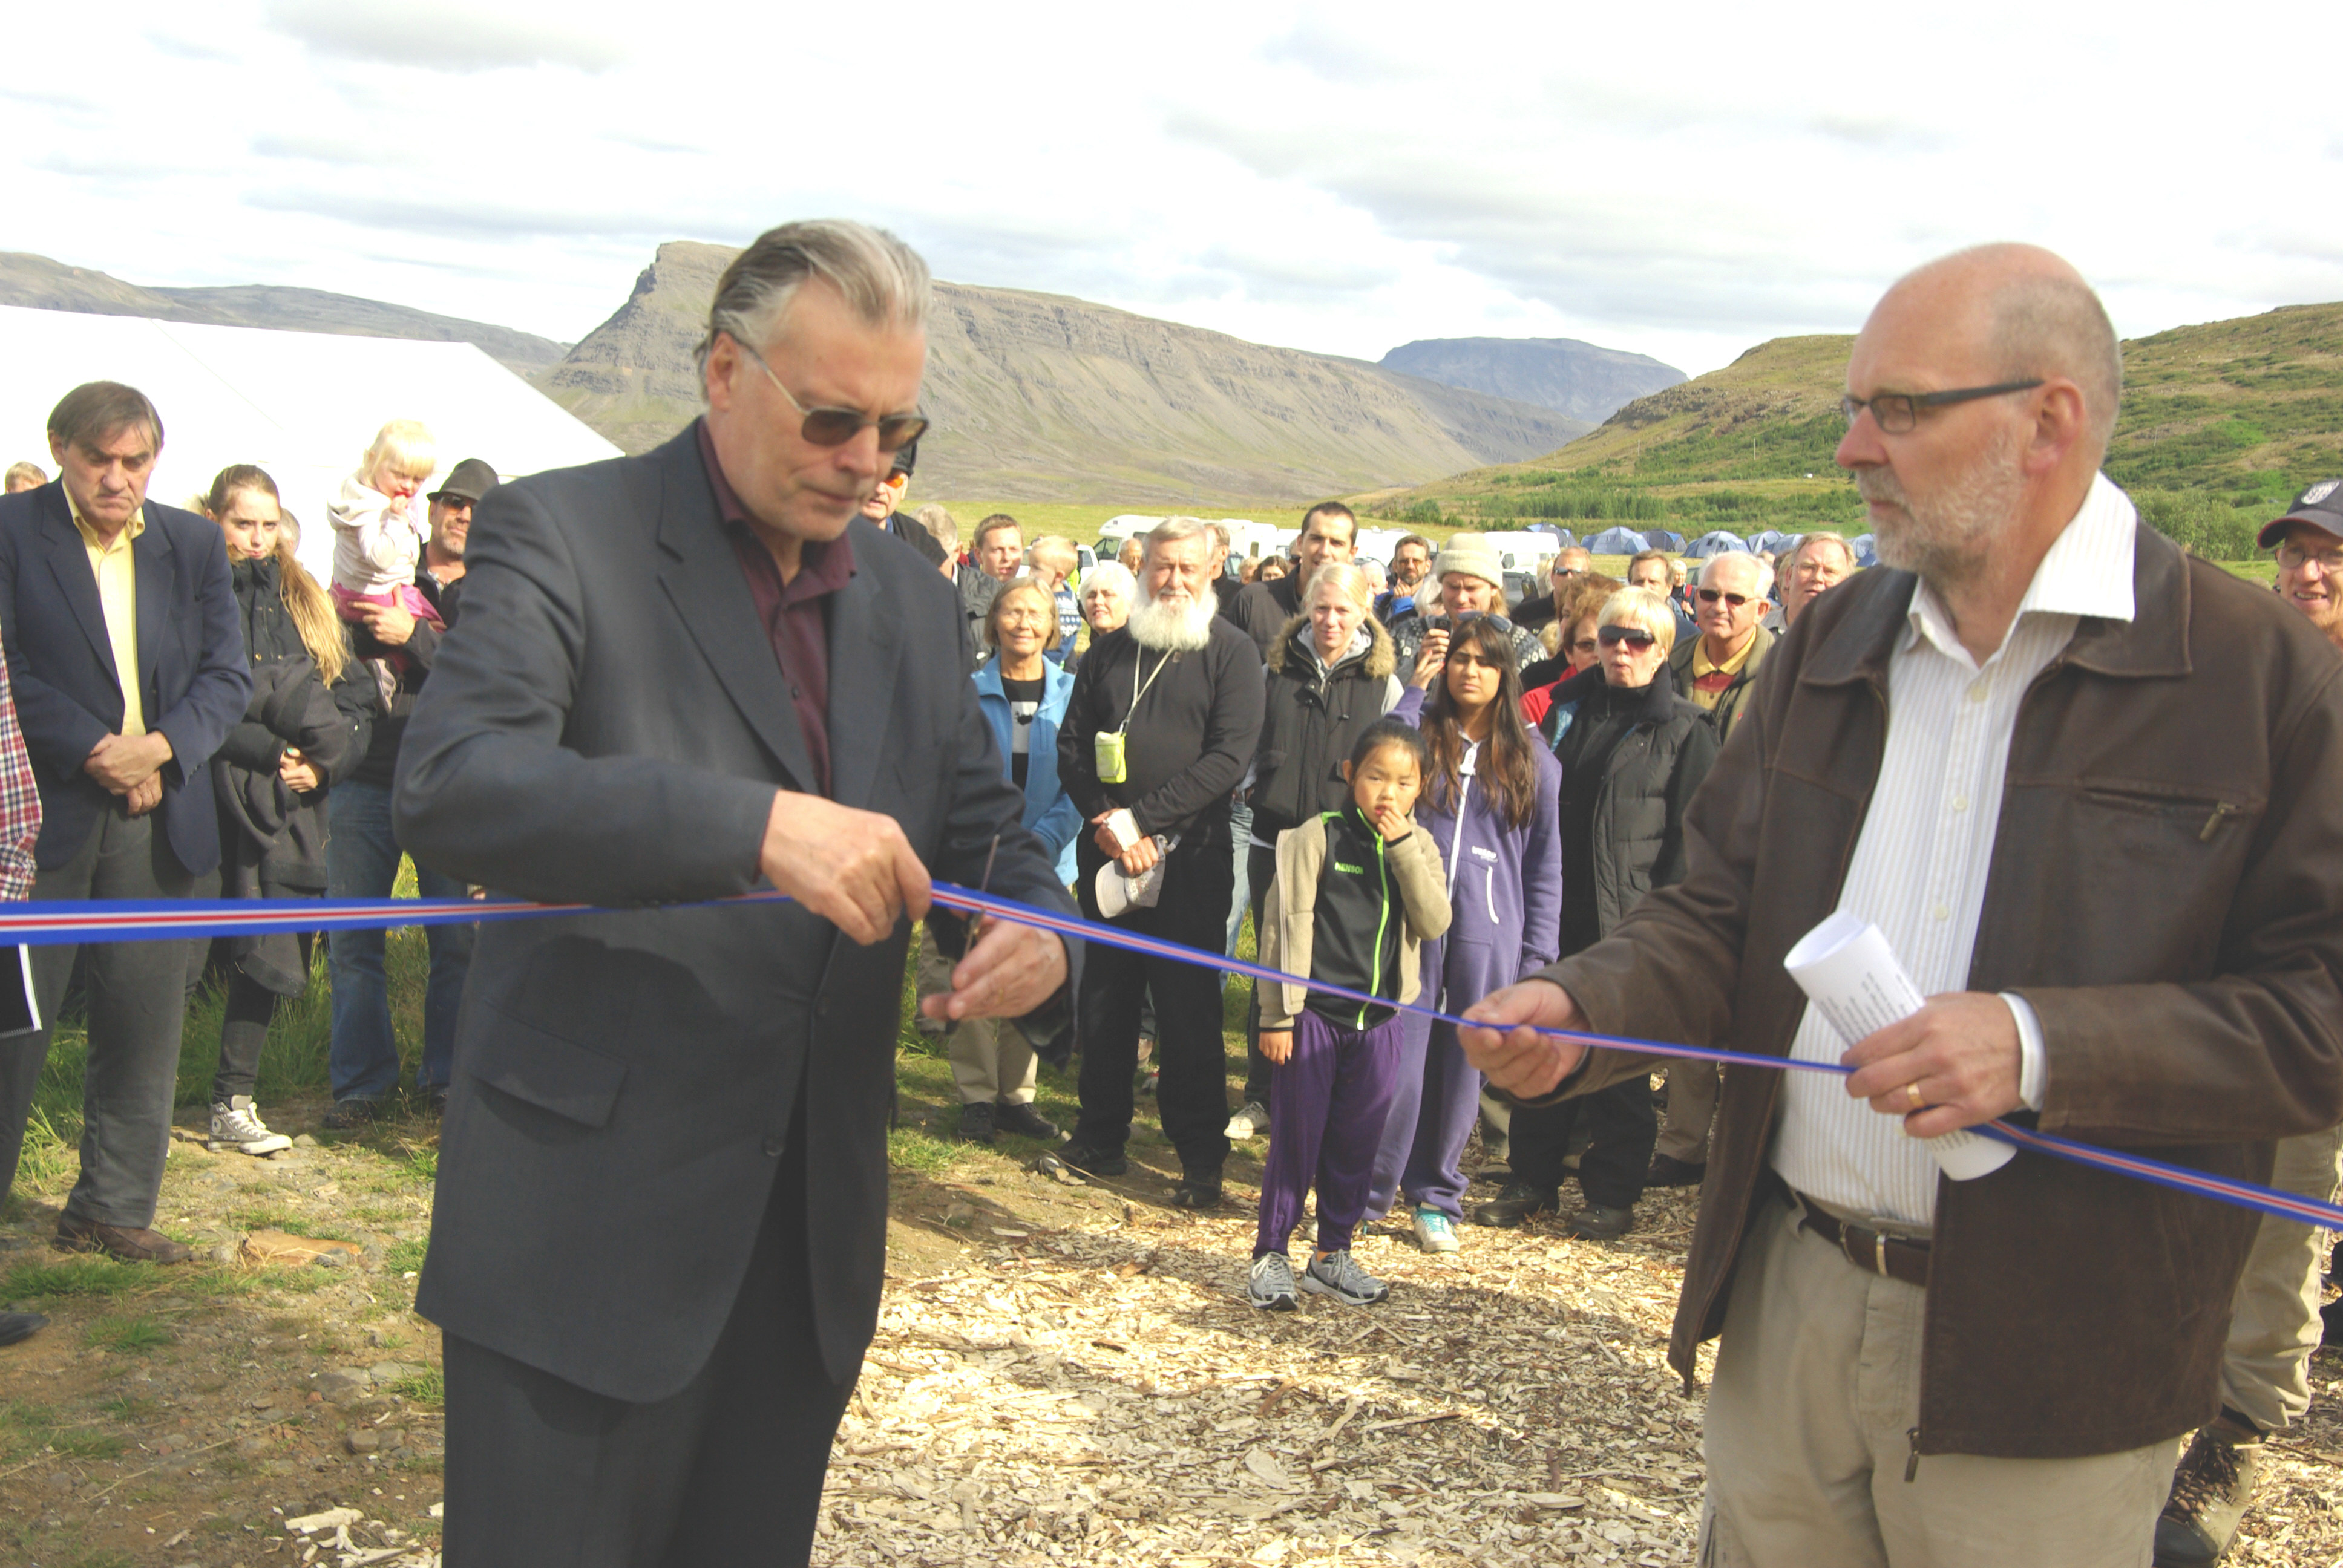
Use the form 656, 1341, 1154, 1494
1640, 529, 1686, 552
0, 304, 621, 586
1748, 529, 1796, 555
1582, 525, 1650, 555
1523, 523, 1578, 547
1849, 533, 1879, 567
1684, 529, 1748, 558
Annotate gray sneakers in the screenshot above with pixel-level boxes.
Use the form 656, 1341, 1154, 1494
208, 1096, 292, 1156
1248, 1252, 1299, 1312
1300, 1249, 1389, 1306
2155, 1411, 2265, 1567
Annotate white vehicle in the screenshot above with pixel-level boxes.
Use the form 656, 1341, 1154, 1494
1095, 514, 1166, 551
1354, 526, 1411, 564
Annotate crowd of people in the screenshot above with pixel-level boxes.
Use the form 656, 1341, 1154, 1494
0, 220, 2339, 1568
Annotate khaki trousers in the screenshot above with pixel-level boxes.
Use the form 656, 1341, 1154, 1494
2218, 1124, 2343, 1433
1658, 1060, 1721, 1163
918, 937, 1037, 1106
1702, 1191, 2178, 1567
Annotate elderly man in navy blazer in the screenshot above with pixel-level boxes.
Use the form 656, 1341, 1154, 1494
0, 381, 247, 1263
395, 221, 1078, 1567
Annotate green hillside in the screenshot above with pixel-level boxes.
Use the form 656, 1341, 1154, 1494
1379, 302, 2343, 560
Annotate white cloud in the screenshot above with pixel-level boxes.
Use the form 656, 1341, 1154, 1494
0, 0, 2336, 388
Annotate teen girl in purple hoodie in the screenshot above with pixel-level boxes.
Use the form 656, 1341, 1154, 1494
1365, 615, 1561, 1253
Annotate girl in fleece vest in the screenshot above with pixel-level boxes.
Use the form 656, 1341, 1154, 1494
1248, 721, 1450, 1312
1366, 613, 1562, 1255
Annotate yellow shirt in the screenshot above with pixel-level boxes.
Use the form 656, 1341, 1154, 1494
1686, 628, 1760, 713
68, 500, 146, 736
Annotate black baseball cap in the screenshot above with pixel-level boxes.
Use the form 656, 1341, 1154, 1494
2257, 479, 2343, 549
428, 457, 500, 504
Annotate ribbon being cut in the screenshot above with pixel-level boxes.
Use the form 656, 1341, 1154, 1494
6, 881, 2336, 1231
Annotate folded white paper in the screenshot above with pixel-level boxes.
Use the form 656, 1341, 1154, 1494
1095, 836, 1175, 920
1782, 912, 2015, 1181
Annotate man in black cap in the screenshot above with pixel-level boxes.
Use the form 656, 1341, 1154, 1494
323, 457, 497, 1127
2156, 477, 2343, 1568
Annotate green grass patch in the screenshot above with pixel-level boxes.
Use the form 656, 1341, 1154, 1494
83, 1313, 175, 1353
232, 1210, 360, 1244
0, 1255, 166, 1301
389, 1364, 444, 1408
384, 1235, 428, 1275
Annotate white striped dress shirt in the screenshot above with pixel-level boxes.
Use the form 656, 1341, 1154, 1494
1771, 474, 2138, 1227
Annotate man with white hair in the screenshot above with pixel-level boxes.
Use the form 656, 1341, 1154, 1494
1780, 532, 1860, 625
1059, 518, 1265, 1210
1461, 244, 2343, 1566
1670, 550, 1774, 736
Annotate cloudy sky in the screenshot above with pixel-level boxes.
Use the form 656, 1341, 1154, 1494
8, 2, 2339, 377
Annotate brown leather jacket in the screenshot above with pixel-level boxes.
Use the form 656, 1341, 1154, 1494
1535, 522, 2343, 1459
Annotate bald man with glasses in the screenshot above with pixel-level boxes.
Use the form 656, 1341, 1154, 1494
1668, 550, 1774, 737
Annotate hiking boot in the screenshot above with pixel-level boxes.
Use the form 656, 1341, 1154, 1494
1225, 1100, 1270, 1140
1411, 1206, 1462, 1254
1171, 1172, 1224, 1210
1567, 1203, 1636, 1241
208, 1096, 292, 1156
0, 1310, 47, 1347
957, 1102, 997, 1143
1300, 1249, 1388, 1306
1248, 1252, 1299, 1312
1645, 1154, 1707, 1189
55, 1215, 193, 1265
992, 1100, 1060, 1141
322, 1097, 387, 1131
2156, 1411, 2265, 1567
1057, 1140, 1128, 1178
1473, 1181, 1558, 1228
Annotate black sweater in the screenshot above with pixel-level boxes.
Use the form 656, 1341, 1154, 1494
1058, 619, 1264, 849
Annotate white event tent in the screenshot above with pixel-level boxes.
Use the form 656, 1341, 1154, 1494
0, 304, 620, 586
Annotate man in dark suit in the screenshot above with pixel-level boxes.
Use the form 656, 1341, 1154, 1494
0, 381, 247, 1263
394, 220, 1076, 1568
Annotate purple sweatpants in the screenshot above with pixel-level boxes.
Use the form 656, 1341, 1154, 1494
1254, 1007, 1406, 1259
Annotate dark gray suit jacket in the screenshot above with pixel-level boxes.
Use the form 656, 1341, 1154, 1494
395, 426, 1078, 1399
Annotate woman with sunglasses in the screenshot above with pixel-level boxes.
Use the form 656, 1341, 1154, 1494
1364, 615, 1561, 1255
1475, 587, 1719, 1240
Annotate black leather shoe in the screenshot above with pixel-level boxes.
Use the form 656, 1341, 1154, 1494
992, 1101, 1060, 1140
1566, 1203, 1636, 1240
1645, 1154, 1707, 1189
957, 1102, 997, 1143
55, 1215, 194, 1264
322, 1098, 387, 1130
0, 1311, 48, 1347
1058, 1141, 1128, 1177
1473, 1181, 1557, 1228
1171, 1174, 1223, 1210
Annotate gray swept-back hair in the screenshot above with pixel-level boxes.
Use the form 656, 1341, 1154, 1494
1144, 515, 1213, 560
696, 220, 932, 379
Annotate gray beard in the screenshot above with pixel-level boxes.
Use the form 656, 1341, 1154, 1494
1127, 592, 1218, 652
1860, 423, 2026, 593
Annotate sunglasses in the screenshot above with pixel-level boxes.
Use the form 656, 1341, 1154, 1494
1597, 624, 1657, 650
1696, 588, 1752, 607
1568, 637, 1599, 654
1427, 612, 1515, 636
732, 334, 930, 451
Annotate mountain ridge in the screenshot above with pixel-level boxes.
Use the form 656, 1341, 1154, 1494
1377, 335, 1685, 423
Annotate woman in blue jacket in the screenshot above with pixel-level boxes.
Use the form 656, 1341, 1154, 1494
1365, 615, 1561, 1253
953, 577, 1081, 1142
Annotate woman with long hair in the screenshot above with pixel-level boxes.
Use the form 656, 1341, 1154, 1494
200, 466, 373, 1155
1363, 614, 1561, 1253
1475, 587, 1719, 1238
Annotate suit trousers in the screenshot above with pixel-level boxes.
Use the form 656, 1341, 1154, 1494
1074, 839, 1233, 1177
1510, 1073, 1657, 1210
441, 1106, 853, 1568
0, 802, 209, 1225
1702, 1190, 2178, 1567
2218, 1123, 2343, 1433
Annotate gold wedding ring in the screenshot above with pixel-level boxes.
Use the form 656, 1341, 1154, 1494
1905, 1082, 1926, 1109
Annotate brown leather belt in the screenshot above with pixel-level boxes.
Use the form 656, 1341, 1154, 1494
1792, 1191, 1932, 1289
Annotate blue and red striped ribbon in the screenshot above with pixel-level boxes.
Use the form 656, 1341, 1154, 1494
8, 882, 2338, 1231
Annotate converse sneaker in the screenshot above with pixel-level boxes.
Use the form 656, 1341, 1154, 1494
208, 1097, 292, 1156
1411, 1206, 1462, 1254
1299, 1249, 1389, 1307
2155, 1410, 2266, 1567
1248, 1252, 1299, 1312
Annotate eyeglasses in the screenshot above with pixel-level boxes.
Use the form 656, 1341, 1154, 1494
1568, 636, 1599, 654
1696, 588, 1751, 607
730, 334, 930, 451
1597, 624, 1657, 650
1427, 612, 1515, 636
1840, 380, 2043, 435
2276, 539, 2343, 575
